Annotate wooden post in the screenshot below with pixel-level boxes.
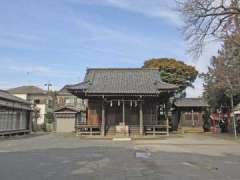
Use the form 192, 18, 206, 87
122, 101, 125, 125
166, 117, 169, 136
155, 105, 158, 125
165, 104, 169, 136
153, 125, 155, 136
156, 105, 159, 136
101, 102, 105, 136
191, 109, 195, 127
179, 111, 183, 129
139, 101, 143, 135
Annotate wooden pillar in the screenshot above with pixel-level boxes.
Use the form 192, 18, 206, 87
155, 105, 158, 125
179, 111, 182, 129
154, 105, 158, 136
198, 112, 201, 127
166, 116, 169, 136
101, 102, 105, 136
139, 101, 143, 135
165, 104, 169, 136
191, 109, 195, 127
122, 101, 125, 125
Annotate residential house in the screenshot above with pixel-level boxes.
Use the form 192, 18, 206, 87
54, 85, 86, 133
56, 85, 86, 109
8, 86, 52, 125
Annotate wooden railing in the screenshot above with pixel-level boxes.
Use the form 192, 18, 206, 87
144, 125, 170, 136
128, 125, 140, 136
75, 124, 101, 136
75, 124, 170, 136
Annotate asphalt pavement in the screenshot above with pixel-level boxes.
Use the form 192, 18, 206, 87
0, 133, 240, 180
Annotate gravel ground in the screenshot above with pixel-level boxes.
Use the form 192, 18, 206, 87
0, 133, 240, 180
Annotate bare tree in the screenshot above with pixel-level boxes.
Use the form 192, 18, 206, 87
203, 36, 240, 137
178, 0, 240, 57
210, 36, 240, 103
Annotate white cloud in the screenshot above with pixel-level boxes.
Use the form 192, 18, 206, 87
72, 18, 145, 45
109, 0, 182, 25
1, 32, 44, 42
8, 64, 80, 78
68, 0, 182, 26
0, 59, 80, 79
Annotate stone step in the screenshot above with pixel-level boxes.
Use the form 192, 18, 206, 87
182, 127, 204, 133
112, 137, 132, 141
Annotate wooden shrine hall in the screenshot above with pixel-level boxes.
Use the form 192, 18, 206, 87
68, 68, 177, 136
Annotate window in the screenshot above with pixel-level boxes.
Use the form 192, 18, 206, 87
77, 98, 82, 104
65, 97, 75, 105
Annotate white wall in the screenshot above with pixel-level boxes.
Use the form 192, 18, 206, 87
36, 104, 46, 125
14, 94, 47, 125
13, 94, 27, 100
12, 93, 47, 125
56, 117, 75, 133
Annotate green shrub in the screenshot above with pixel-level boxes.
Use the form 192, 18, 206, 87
203, 109, 211, 131
45, 112, 54, 124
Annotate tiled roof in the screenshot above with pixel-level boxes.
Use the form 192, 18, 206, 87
0, 90, 30, 105
8, 86, 46, 95
54, 105, 82, 113
68, 68, 177, 95
174, 98, 208, 107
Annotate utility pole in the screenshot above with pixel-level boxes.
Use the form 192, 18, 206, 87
44, 83, 52, 94
44, 83, 52, 109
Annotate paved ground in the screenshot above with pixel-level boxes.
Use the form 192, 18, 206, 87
0, 133, 240, 180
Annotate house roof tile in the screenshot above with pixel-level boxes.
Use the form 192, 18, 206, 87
54, 105, 82, 113
68, 68, 177, 95
0, 89, 30, 105
174, 98, 208, 107
8, 86, 46, 95
58, 85, 72, 95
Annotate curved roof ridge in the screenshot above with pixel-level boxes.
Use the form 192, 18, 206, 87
68, 68, 177, 95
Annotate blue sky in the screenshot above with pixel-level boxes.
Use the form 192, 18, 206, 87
0, 0, 219, 97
